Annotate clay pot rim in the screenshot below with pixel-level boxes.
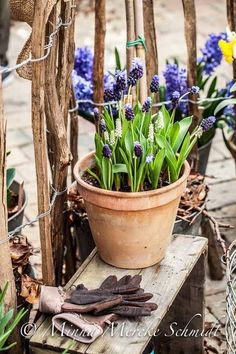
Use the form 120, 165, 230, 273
74, 151, 190, 199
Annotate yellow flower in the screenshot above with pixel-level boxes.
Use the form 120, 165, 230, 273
219, 29, 236, 63
218, 39, 234, 63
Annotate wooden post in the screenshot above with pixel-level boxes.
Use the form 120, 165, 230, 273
0, 79, 22, 353
31, 0, 55, 285
143, 0, 158, 84
182, 0, 200, 171
134, 0, 147, 103
125, 0, 136, 73
93, 0, 106, 130
44, 3, 72, 285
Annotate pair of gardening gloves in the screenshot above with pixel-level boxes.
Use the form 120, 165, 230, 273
39, 275, 157, 343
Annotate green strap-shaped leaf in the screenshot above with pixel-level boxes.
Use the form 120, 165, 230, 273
214, 98, 236, 115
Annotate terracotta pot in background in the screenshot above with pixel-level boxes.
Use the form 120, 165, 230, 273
74, 152, 190, 269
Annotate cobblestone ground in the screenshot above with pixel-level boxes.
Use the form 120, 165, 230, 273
2, 1, 235, 352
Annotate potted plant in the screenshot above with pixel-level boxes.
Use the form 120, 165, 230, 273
7, 164, 27, 233
73, 59, 214, 269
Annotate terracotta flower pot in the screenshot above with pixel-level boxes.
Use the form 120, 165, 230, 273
74, 152, 190, 269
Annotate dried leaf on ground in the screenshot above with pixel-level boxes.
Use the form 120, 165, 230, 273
20, 274, 42, 304
10, 235, 33, 269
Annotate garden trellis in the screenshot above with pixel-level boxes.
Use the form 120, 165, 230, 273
0, 1, 236, 353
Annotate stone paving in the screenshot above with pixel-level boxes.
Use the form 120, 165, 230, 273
2, 1, 236, 352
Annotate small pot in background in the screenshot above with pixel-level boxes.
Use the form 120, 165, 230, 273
8, 180, 27, 233
198, 138, 214, 176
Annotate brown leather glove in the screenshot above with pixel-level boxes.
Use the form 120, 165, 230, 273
65, 275, 157, 317
39, 275, 157, 317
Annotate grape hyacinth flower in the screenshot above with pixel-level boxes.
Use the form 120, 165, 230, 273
115, 70, 127, 91
104, 88, 114, 102
134, 142, 143, 157
124, 104, 134, 121
146, 154, 154, 164
148, 123, 154, 143
115, 119, 122, 138
142, 97, 152, 112
155, 113, 164, 131
103, 144, 112, 158
104, 131, 109, 142
190, 86, 200, 94
110, 130, 115, 145
150, 75, 160, 93
127, 76, 137, 87
171, 91, 180, 107
130, 58, 144, 80
198, 32, 227, 75
200, 116, 216, 132
93, 107, 100, 121
112, 84, 122, 101
100, 119, 106, 133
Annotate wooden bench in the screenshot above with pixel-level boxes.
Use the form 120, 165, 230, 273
29, 234, 207, 354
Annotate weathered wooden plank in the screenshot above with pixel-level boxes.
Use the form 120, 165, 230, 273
154, 253, 206, 353
30, 235, 207, 354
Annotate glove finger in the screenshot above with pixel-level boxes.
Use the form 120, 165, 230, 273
112, 305, 151, 317
76, 284, 88, 291
116, 275, 132, 287
122, 301, 158, 311
62, 295, 122, 314
68, 289, 113, 305
100, 275, 118, 289
129, 275, 142, 288
122, 292, 153, 302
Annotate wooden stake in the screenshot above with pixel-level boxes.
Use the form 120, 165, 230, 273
134, 0, 147, 103
143, 0, 158, 84
182, 0, 200, 171
31, 0, 55, 285
93, 0, 106, 130
70, 87, 78, 182
125, 0, 136, 73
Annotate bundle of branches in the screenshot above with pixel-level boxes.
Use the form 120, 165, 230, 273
177, 173, 208, 224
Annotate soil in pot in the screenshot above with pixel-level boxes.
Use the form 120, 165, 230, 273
74, 152, 190, 269
8, 181, 27, 233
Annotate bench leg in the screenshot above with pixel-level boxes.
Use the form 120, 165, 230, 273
153, 252, 206, 354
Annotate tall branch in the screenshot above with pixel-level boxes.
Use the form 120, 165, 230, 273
125, 0, 136, 73
31, 0, 55, 285
134, 0, 147, 103
143, 0, 158, 85
93, 0, 106, 131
